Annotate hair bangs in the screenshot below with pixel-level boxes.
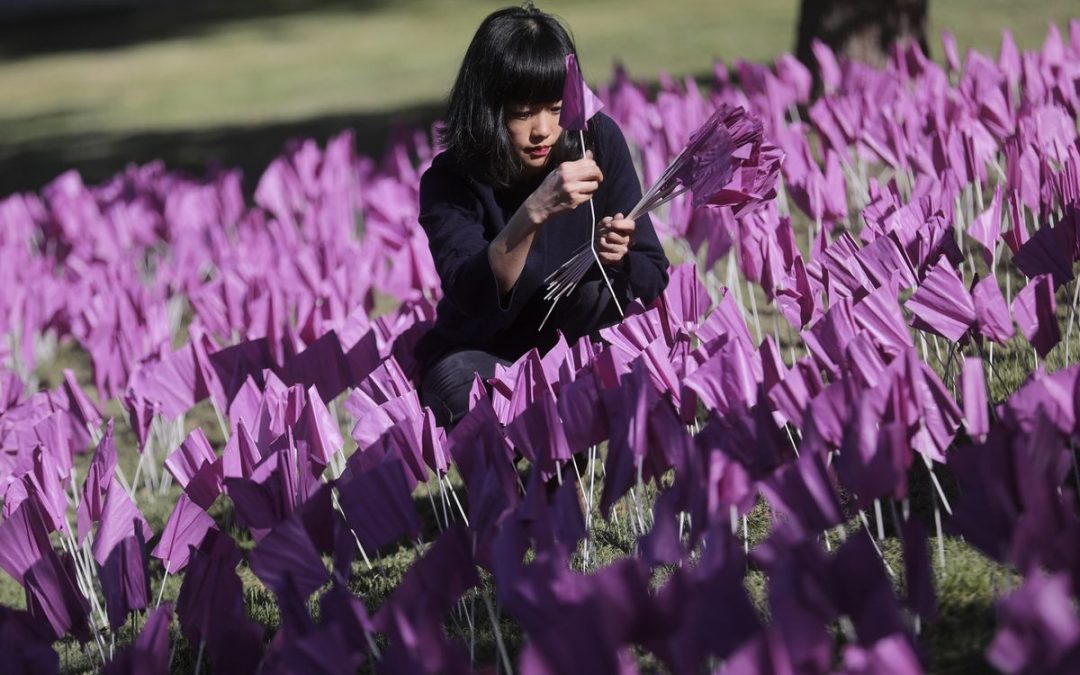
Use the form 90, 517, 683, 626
497, 37, 568, 105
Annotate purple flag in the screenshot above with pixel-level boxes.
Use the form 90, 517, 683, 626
209, 337, 275, 406
76, 419, 118, 544
60, 368, 102, 436
906, 260, 976, 341
99, 532, 151, 630
811, 39, 842, 92
1013, 274, 1061, 358
91, 478, 152, 566
1013, 221, 1075, 288
0, 605, 59, 674
973, 274, 1016, 343
336, 458, 421, 553
760, 450, 844, 535
0, 496, 54, 586
248, 514, 329, 599
293, 386, 344, 473
901, 520, 937, 623
968, 185, 1002, 264
151, 493, 217, 574
561, 53, 604, 132
840, 633, 924, 674
374, 525, 479, 670
222, 417, 262, 480
987, 572, 1080, 674
507, 387, 572, 481
102, 605, 172, 675
166, 428, 216, 485
24, 549, 90, 641
175, 529, 264, 672
166, 428, 223, 509
557, 369, 608, 452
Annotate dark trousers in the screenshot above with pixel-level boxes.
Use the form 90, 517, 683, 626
420, 274, 628, 427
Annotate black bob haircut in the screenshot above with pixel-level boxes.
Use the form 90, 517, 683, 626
440, 4, 584, 188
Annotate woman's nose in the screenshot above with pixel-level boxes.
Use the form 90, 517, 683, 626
532, 112, 554, 139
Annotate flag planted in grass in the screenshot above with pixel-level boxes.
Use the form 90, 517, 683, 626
1013, 274, 1061, 358
99, 532, 151, 630
336, 458, 422, 553
248, 514, 329, 599
906, 260, 977, 342
24, 549, 90, 642
151, 493, 217, 574
102, 605, 173, 675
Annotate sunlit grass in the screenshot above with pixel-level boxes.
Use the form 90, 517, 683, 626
0, 0, 1073, 145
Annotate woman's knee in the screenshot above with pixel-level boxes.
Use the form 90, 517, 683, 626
559, 277, 629, 339
420, 350, 507, 427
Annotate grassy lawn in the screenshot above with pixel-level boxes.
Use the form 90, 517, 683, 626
1, 2, 1077, 671
0, 0, 1075, 196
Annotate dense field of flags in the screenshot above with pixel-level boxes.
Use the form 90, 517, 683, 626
2, 21, 1080, 674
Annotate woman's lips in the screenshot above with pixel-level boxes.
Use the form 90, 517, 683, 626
527, 146, 550, 158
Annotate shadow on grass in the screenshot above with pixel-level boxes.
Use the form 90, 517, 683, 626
0, 64, 733, 200
0, 0, 421, 59
0, 101, 445, 198
922, 596, 999, 674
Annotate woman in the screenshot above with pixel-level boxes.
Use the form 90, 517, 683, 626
415, 4, 669, 427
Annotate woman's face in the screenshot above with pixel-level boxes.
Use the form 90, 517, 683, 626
505, 101, 563, 175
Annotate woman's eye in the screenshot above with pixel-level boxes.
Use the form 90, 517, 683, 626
512, 111, 530, 120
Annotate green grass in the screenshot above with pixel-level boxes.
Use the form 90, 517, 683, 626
1, 0, 1072, 140
0, 0, 1075, 196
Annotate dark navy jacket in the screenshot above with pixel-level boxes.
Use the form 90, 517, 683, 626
414, 112, 669, 369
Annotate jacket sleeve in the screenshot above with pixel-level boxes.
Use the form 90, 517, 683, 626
418, 164, 519, 325
593, 113, 670, 305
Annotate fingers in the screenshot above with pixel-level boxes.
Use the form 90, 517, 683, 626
598, 213, 636, 247
596, 224, 630, 267
565, 180, 599, 205
596, 245, 628, 266
596, 213, 629, 264
565, 158, 603, 183
599, 229, 630, 247
604, 215, 636, 235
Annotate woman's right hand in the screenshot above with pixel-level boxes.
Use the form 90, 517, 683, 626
525, 153, 603, 224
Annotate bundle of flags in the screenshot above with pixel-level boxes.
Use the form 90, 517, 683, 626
544, 68, 782, 319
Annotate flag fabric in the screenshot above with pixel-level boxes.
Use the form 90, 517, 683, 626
560, 53, 604, 132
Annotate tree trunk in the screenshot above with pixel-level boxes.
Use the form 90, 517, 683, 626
795, 0, 929, 73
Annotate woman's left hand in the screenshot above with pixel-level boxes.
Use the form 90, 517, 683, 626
596, 213, 636, 266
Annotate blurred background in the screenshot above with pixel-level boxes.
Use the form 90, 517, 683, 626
0, 0, 1075, 197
